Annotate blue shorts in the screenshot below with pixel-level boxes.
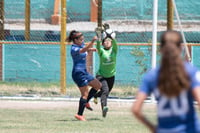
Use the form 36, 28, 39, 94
72, 69, 94, 87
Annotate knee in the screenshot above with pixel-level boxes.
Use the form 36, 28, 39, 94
94, 81, 102, 90
98, 82, 102, 90
102, 88, 109, 94
81, 92, 88, 99
82, 95, 88, 99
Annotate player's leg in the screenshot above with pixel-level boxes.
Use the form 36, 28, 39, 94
85, 86, 97, 111
94, 90, 102, 98
87, 88, 98, 103
93, 91, 102, 104
84, 78, 102, 110
88, 78, 102, 90
94, 76, 114, 98
100, 78, 109, 117
87, 75, 103, 104
75, 86, 89, 121
93, 75, 104, 104
106, 76, 115, 93
99, 77, 115, 117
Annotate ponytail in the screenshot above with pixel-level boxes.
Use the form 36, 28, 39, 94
158, 30, 190, 97
67, 30, 83, 42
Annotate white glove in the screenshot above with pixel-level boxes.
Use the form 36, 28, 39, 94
95, 27, 103, 41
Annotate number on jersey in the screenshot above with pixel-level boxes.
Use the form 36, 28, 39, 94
158, 91, 189, 117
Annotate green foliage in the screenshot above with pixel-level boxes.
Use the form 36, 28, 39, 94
130, 46, 150, 76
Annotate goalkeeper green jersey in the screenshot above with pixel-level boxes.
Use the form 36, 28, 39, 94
96, 39, 118, 78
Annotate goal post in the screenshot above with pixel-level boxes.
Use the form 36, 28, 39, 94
60, 0, 67, 94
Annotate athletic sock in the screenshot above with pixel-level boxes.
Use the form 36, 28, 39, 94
78, 97, 87, 115
94, 91, 102, 98
87, 88, 97, 102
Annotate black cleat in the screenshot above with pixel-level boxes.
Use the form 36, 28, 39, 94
85, 103, 93, 111
102, 106, 109, 118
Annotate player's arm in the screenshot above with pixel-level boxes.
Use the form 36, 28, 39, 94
80, 36, 97, 53
96, 40, 102, 55
191, 69, 200, 109
132, 73, 156, 133
94, 27, 103, 55
193, 88, 200, 108
132, 92, 156, 133
112, 39, 118, 54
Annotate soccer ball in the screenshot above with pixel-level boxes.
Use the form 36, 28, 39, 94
103, 29, 116, 40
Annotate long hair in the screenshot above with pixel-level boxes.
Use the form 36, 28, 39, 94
158, 30, 191, 97
67, 30, 83, 42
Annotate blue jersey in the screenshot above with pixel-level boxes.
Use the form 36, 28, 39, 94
70, 43, 94, 87
71, 43, 87, 70
140, 62, 200, 133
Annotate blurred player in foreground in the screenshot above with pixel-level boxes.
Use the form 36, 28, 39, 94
68, 30, 102, 121
132, 30, 200, 133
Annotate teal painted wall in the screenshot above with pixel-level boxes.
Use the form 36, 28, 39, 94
67, 0, 90, 21
5, 0, 54, 20
4, 44, 200, 87
192, 46, 200, 69
5, 0, 90, 21
4, 44, 74, 83
4, 0, 200, 21
6, 30, 200, 43
4, 44, 153, 86
103, 0, 200, 20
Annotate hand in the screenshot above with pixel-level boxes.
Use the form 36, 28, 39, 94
103, 23, 110, 30
95, 27, 102, 40
92, 36, 98, 42
149, 126, 156, 133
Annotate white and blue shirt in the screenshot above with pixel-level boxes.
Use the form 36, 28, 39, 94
140, 62, 200, 133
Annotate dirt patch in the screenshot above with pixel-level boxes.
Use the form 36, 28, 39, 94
0, 99, 156, 110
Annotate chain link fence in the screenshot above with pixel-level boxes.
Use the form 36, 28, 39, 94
0, 0, 200, 97
0, 1, 199, 133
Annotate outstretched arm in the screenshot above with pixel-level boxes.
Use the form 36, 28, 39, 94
112, 39, 118, 54
80, 36, 97, 53
96, 40, 102, 55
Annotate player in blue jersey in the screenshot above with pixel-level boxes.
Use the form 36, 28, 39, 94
68, 30, 102, 121
132, 30, 200, 133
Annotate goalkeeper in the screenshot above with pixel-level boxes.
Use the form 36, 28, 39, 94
87, 25, 118, 118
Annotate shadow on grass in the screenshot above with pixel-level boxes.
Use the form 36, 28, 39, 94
87, 117, 103, 121
57, 119, 78, 122
57, 117, 103, 122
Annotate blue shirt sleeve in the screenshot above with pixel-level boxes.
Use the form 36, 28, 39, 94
191, 67, 200, 89
139, 72, 153, 95
71, 45, 80, 56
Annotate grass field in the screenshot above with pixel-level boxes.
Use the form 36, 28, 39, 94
0, 100, 156, 133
